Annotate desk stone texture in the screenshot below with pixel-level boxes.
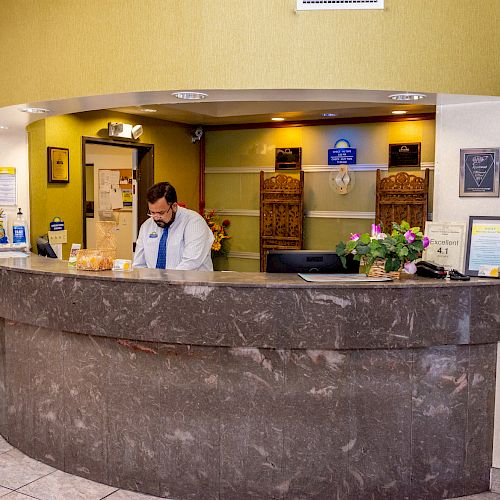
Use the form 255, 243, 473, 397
0, 256, 498, 499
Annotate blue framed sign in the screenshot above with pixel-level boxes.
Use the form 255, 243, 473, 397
328, 139, 356, 165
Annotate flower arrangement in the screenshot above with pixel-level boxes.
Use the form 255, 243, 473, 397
336, 221, 430, 274
203, 209, 231, 256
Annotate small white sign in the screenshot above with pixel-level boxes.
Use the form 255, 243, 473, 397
423, 222, 467, 272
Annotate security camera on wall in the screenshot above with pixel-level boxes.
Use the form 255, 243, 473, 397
191, 127, 203, 143
108, 122, 143, 140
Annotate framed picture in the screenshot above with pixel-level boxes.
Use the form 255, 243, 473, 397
423, 221, 467, 272
388, 143, 421, 168
459, 148, 499, 197
275, 147, 302, 171
47, 147, 69, 183
465, 216, 500, 276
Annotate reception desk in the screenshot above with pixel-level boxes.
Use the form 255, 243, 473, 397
0, 255, 498, 499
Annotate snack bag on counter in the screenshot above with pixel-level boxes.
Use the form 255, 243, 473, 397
68, 243, 81, 267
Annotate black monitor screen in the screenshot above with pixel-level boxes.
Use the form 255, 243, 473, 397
36, 237, 57, 258
265, 250, 359, 274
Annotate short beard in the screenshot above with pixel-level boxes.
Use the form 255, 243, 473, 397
154, 210, 176, 228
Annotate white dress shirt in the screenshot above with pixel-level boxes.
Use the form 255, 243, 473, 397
132, 206, 214, 271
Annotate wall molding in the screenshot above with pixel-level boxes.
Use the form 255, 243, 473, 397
206, 163, 434, 174
208, 208, 375, 219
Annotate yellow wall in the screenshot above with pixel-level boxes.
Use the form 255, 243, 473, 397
28, 111, 199, 258
1, 0, 500, 108
206, 119, 434, 271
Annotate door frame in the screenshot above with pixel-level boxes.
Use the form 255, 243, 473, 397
81, 136, 154, 248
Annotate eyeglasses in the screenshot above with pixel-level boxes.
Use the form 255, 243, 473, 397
147, 204, 173, 218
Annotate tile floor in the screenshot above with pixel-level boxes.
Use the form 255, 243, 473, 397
0, 435, 499, 499
0, 436, 159, 499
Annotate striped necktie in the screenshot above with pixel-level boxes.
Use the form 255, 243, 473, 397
155, 227, 169, 269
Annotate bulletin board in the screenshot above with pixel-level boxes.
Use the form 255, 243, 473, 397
98, 168, 133, 212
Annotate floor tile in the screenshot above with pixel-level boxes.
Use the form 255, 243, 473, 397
0, 449, 55, 489
18, 470, 117, 500
0, 436, 13, 454
105, 490, 162, 499
0, 487, 13, 498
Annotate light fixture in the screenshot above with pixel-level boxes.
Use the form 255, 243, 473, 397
0, 125, 8, 130
19, 107, 50, 114
388, 93, 426, 101
271, 117, 285, 122
391, 110, 407, 115
172, 91, 208, 100
139, 108, 157, 113
322, 113, 337, 117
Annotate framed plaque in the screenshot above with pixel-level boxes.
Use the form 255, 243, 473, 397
275, 147, 302, 171
459, 148, 499, 197
465, 216, 500, 276
47, 147, 69, 183
423, 221, 467, 272
388, 142, 421, 168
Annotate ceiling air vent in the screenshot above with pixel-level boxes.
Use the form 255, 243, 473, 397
297, 0, 384, 10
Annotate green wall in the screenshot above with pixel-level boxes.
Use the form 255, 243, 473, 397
205, 119, 435, 271
28, 111, 199, 258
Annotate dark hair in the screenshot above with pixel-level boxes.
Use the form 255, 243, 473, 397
147, 182, 177, 204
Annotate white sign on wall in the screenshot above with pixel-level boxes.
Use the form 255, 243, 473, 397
0, 166, 16, 205
423, 221, 467, 272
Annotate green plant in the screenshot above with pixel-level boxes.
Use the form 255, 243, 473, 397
336, 221, 430, 273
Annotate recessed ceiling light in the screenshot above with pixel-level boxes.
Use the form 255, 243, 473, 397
172, 91, 208, 100
271, 117, 285, 122
322, 113, 337, 117
388, 93, 426, 101
139, 108, 157, 113
0, 125, 8, 130
19, 107, 50, 114
391, 110, 407, 115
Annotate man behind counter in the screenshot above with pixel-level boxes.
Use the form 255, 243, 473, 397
132, 182, 214, 271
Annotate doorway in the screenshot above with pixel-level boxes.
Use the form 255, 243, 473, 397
82, 137, 154, 258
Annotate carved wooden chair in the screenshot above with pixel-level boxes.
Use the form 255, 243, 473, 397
260, 171, 304, 272
375, 169, 429, 231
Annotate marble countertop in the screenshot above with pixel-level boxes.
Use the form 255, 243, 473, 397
0, 254, 495, 289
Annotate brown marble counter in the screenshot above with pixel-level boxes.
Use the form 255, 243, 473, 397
0, 255, 498, 498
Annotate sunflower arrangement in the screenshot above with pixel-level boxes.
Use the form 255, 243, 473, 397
203, 209, 231, 256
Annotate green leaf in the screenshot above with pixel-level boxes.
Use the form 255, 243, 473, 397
360, 233, 371, 244
357, 246, 369, 255
346, 240, 357, 252
336, 241, 346, 254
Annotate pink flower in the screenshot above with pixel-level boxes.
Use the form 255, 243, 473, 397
371, 224, 381, 237
404, 261, 417, 274
404, 230, 416, 244
423, 236, 430, 249
349, 233, 360, 241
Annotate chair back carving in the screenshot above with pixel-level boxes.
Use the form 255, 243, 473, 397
260, 171, 304, 271
375, 169, 429, 231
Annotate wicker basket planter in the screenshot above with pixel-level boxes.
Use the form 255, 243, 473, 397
364, 258, 401, 280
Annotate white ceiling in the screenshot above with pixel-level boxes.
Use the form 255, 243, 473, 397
1, 88, 500, 133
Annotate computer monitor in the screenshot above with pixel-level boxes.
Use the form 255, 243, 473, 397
265, 250, 359, 274
36, 236, 57, 258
